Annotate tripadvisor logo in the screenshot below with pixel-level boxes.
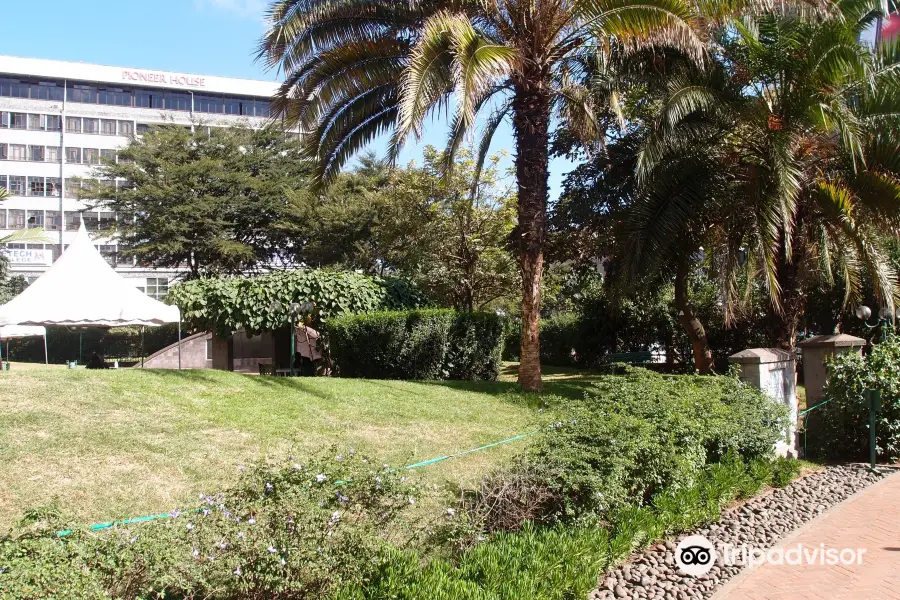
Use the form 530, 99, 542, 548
676, 535, 717, 576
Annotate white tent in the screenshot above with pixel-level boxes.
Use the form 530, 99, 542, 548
0, 325, 47, 364
0, 223, 182, 366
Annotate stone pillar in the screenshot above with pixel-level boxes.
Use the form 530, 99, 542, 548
797, 334, 866, 408
729, 348, 798, 458
211, 333, 234, 371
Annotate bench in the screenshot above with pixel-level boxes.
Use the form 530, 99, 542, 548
597, 351, 654, 374
258, 363, 277, 376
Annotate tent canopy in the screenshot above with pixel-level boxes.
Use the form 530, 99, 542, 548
0, 224, 180, 327
0, 325, 46, 339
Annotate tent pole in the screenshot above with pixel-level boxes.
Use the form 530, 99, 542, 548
44, 334, 48, 365
140, 326, 144, 368
177, 318, 182, 370
79, 331, 82, 365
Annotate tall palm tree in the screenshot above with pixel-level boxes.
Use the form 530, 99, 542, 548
258, 0, 725, 389
623, 1, 900, 358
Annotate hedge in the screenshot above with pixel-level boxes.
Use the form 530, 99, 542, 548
324, 309, 505, 380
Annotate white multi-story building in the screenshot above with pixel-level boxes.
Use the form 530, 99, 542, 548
0, 55, 280, 298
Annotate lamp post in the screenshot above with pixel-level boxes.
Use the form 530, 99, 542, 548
855, 305, 898, 342
270, 300, 305, 376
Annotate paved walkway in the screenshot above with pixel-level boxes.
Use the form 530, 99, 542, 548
713, 469, 900, 600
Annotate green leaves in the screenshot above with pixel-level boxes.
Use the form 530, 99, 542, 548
168, 270, 426, 337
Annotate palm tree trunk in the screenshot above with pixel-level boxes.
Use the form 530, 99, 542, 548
674, 258, 714, 373
512, 80, 552, 391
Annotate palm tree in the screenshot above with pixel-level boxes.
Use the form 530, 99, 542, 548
623, 1, 900, 359
258, 0, 723, 389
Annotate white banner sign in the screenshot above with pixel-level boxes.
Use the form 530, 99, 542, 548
0, 248, 52, 266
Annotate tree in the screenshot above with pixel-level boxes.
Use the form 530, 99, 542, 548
622, 4, 900, 356
258, 0, 720, 389
82, 123, 311, 279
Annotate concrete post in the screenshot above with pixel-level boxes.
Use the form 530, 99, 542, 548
729, 348, 798, 458
797, 334, 866, 408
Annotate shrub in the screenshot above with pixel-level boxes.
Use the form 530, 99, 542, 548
0, 450, 420, 600
807, 332, 900, 461
337, 455, 801, 600
467, 368, 788, 530
537, 314, 581, 367
325, 309, 505, 380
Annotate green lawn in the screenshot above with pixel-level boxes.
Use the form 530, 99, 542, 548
0, 365, 596, 529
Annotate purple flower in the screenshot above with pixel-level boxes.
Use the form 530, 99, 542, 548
248, 517, 256, 525
233, 567, 242, 576
186, 522, 194, 531
218, 541, 228, 550
265, 482, 274, 492
316, 473, 327, 483
268, 546, 277, 554
238, 465, 245, 472
336, 454, 344, 461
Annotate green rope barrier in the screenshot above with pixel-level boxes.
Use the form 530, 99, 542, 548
798, 398, 834, 457
55, 430, 538, 538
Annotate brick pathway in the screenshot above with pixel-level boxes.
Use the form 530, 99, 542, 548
713, 469, 900, 600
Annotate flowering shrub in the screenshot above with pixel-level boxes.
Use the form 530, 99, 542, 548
0, 450, 420, 600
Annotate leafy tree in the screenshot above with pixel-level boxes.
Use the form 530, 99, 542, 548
82, 123, 311, 279
258, 0, 722, 389
621, 4, 900, 358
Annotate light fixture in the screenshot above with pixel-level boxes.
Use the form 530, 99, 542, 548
856, 305, 872, 321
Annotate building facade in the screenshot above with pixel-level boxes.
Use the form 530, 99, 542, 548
0, 56, 280, 298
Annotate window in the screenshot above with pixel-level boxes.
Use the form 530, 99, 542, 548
0, 112, 6, 127
8, 144, 26, 161
196, 95, 225, 114
136, 123, 151, 134
28, 113, 42, 130
45, 115, 61, 131
84, 148, 100, 165
10, 113, 26, 129
0, 210, 5, 229
100, 149, 115, 163
65, 178, 82, 198
27, 177, 45, 196
0, 143, 6, 160
98, 87, 132, 106
65, 212, 81, 231
164, 93, 191, 111
0, 175, 5, 190
65, 147, 81, 163
101, 119, 117, 135
46, 146, 60, 163
46, 177, 61, 197
8, 176, 25, 196
224, 98, 241, 115
82, 212, 99, 231
66, 117, 81, 133
45, 210, 61, 231
98, 212, 116, 230
146, 277, 169, 300
98, 245, 118, 266
134, 90, 165, 109
83, 118, 99, 134
7, 79, 29, 98
28, 81, 63, 101
8, 209, 25, 229
118, 120, 134, 136
206, 338, 213, 360
67, 84, 97, 103
26, 210, 44, 228
28, 145, 45, 162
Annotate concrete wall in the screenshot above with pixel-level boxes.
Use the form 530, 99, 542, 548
140, 331, 212, 370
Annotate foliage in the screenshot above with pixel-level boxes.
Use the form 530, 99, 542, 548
168, 269, 425, 337
0, 450, 420, 600
469, 368, 788, 529
302, 149, 519, 311
81, 123, 310, 278
325, 309, 505, 380
337, 454, 799, 600
2, 325, 179, 364
809, 332, 900, 461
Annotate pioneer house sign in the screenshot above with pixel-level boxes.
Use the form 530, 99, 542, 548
122, 70, 206, 88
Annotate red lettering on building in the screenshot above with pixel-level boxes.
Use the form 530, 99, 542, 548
121, 70, 206, 88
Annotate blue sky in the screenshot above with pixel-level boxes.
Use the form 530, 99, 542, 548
2, 0, 574, 197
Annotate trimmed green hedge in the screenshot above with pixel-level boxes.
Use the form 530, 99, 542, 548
325, 310, 505, 380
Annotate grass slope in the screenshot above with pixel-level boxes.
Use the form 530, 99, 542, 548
0, 366, 592, 529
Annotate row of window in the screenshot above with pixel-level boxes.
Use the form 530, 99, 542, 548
0, 208, 115, 232
0, 174, 133, 198
0, 76, 272, 118
0, 144, 132, 165
0, 112, 62, 131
